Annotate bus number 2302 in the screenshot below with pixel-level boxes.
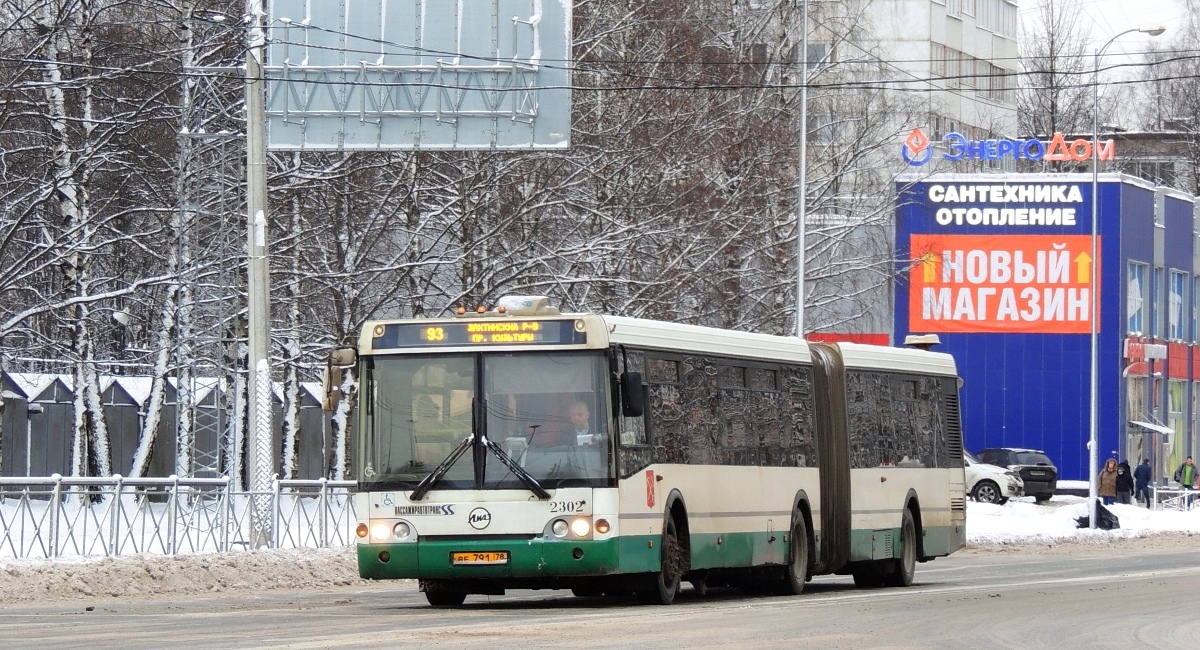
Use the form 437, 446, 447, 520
550, 500, 586, 513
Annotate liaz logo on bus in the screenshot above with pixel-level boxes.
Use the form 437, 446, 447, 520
901, 127, 1116, 166
468, 507, 492, 530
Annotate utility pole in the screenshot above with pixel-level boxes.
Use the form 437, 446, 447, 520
245, 0, 273, 547
794, 0, 809, 338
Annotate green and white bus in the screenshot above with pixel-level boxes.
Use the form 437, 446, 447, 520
328, 296, 966, 607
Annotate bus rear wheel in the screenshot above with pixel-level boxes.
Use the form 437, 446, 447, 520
636, 517, 683, 605
884, 509, 917, 588
851, 565, 884, 588
783, 517, 809, 595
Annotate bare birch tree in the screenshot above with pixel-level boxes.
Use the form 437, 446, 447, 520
0, 0, 1004, 480
1132, 2, 1200, 194
1018, 0, 1093, 139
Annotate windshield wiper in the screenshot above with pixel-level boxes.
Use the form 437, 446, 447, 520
410, 395, 550, 501
409, 435, 472, 501
408, 433, 550, 500
482, 436, 550, 499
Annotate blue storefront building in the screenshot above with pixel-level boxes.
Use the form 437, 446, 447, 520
895, 172, 1197, 484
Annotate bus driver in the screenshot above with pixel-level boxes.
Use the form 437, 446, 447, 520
569, 401, 599, 446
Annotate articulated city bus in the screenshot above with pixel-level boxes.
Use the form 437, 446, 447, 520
327, 296, 965, 607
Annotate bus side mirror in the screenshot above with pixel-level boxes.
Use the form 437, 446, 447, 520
621, 371, 644, 417
330, 347, 356, 367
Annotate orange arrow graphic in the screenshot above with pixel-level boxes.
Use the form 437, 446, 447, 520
921, 252, 938, 283
1074, 251, 1093, 284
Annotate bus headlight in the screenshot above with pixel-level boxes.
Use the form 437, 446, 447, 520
548, 517, 593, 539
371, 522, 392, 542
393, 521, 412, 540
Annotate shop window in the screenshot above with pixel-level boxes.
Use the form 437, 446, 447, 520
1128, 377, 1145, 422
1169, 380, 1186, 459
1127, 262, 1147, 334
1169, 270, 1186, 340
1193, 275, 1199, 342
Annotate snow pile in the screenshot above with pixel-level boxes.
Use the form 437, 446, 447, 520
0, 547, 364, 603
967, 495, 1200, 546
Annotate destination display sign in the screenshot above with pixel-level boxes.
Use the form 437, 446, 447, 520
372, 320, 587, 349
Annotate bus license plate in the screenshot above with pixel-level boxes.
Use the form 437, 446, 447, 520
451, 551, 509, 565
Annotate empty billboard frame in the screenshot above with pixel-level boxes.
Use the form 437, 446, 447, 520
264, 0, 572, 151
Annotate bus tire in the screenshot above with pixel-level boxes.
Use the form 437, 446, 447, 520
422, 580, 467, 608
571, 587, 604, 598
636, 517, 683, 605
783, 516, 809, 595
884, 509, 917, 588
851, 564, 884, 588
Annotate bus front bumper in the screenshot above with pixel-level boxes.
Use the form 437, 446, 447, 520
357, 536, 629, 580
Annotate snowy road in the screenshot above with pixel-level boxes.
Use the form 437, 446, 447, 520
1, 545, 1195, 649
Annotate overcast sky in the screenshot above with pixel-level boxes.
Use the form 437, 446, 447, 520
1033, 0, 1185, 54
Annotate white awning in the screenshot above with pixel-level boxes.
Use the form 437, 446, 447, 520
1130, 420, 1173, 435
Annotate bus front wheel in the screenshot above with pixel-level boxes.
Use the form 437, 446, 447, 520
422, 580, 467, 608
636, 517, 683, 605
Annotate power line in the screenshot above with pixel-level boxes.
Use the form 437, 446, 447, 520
4, 11, 1200, 99
6, 50, 1200, 98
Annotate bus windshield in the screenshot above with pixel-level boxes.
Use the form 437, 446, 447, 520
358, 351, 612, 490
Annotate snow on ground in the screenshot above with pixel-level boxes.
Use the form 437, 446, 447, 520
0, 546, 364, 604
966, 493, 1200, 548
1, 495, 1197, 605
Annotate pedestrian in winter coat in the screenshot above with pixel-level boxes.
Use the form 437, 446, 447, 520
1098, 458, 1119, 505
1133, 458, 1153, 509
1115, 460, 1134, 505
1176, 456, 1199, 508
1175, 456, 1199, 489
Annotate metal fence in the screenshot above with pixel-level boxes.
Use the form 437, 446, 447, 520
0, 475, 356, 559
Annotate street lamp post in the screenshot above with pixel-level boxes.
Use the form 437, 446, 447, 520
245, 0, 273, 547
1089, 26, 1164, 529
